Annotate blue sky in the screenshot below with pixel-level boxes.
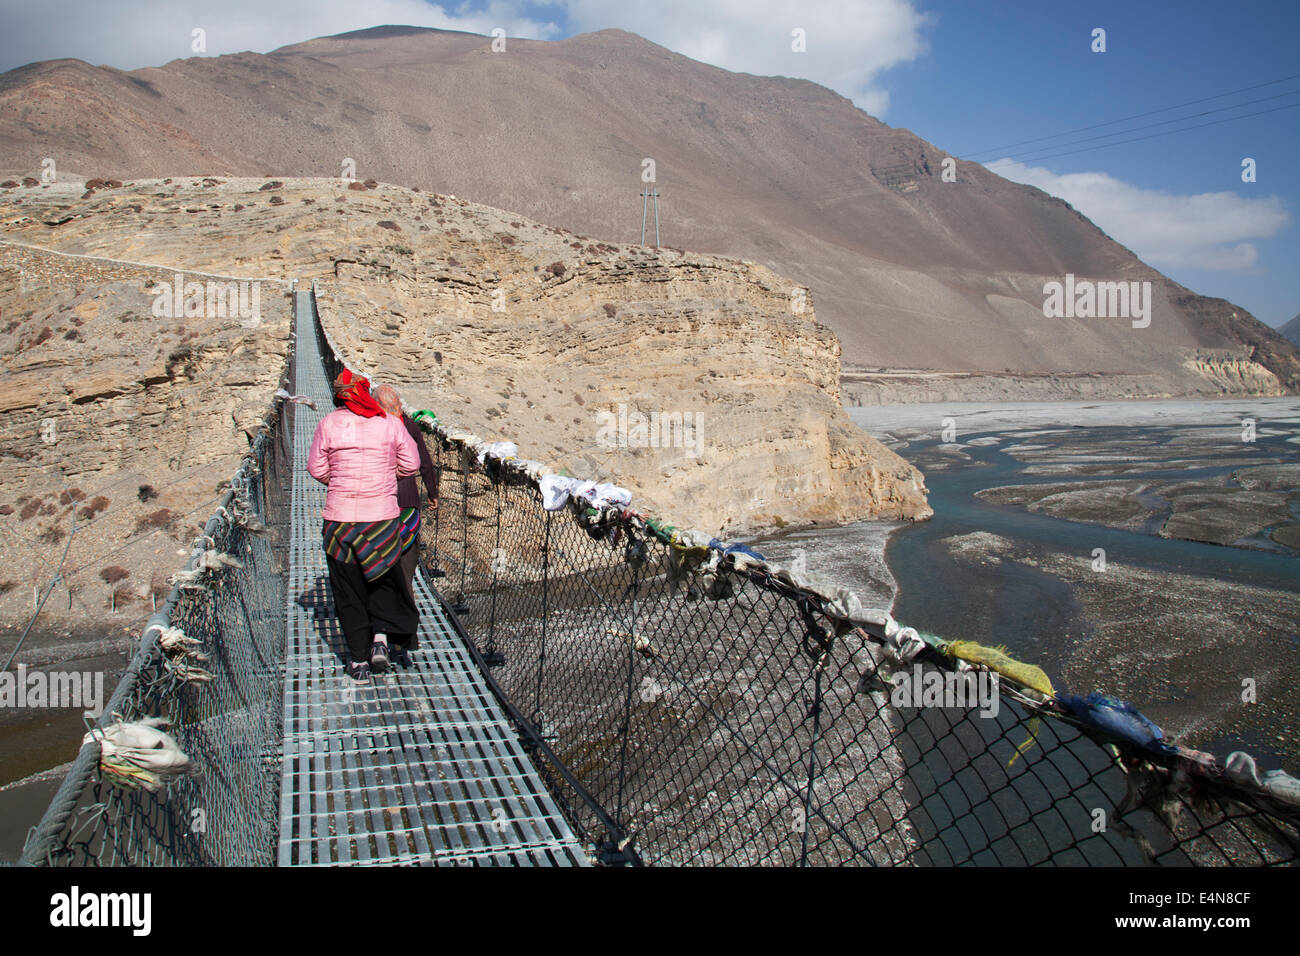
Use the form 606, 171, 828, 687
893, 0, 1299, 329
1, 0, 1296, 327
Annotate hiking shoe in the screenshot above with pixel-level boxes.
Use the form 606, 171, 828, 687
347, 661, 370, 683
392, 648, 413, 669
370, 640, 390, 673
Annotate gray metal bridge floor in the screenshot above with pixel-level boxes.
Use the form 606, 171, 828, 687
277, 290, 589, 866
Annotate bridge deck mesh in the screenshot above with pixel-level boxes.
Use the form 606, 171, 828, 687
277, 292, 588, 866
20, 280, 1296, 869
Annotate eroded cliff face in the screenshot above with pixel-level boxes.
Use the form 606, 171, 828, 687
0, 176, 926, 634
316, 189, 931, 535
0, 239, 292, 633
1180, 350, 1284, 395
842, 347, 1286, 407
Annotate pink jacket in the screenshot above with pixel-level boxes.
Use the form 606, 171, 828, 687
307, 408, 419, 522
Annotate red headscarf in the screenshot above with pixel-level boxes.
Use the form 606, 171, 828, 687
332, 369, 385, 418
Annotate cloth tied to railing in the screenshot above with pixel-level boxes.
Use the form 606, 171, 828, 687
1056, 692, 1176, 755
539, 474, 631, 511
943, 640, 1056, 765
85, 717, 195, 793
145, 623, 215, 683
884, 620, 928, 665
171, 548, 244, 588
476, 441, 518, 465
274, 387, 317, 409
1225, 752, 1300, 808
944, 640, 1054, 698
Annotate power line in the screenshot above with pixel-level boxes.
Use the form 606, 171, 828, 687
0, 528, 75, 672
2, 469, 77, 673
764, 89, 1295, 197
0, 455, 236, 616
984, 100, 1300, 167
63, 490, 226, 581
973, 89, 1300, 163
0, 473, 231, 666
3, 443, 244, 548
960, 70, 1300, 159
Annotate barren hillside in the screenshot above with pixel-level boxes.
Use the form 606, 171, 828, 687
0, 174, 927, 636
0, 26, 1295, 400
1281, 314, 1300, 347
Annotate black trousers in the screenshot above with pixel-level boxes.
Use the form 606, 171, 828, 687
326, 555, 419, 661
395, 541, 421, 651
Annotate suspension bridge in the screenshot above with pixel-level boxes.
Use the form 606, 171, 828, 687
279, 291, 585, 865
15, 284, 1300, 867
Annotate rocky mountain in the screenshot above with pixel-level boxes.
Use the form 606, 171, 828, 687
1, 25, 1295, 400
1281, 314, 1300, 347
0, 228, 292, 637
0, 174, 928, 635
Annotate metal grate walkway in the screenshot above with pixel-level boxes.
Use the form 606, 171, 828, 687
277, 290, 590, 866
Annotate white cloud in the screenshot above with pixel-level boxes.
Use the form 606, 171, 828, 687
987, 159, 1290, 272
560, 0, 930, 115
0, 0, 930, 117
0, 0, 562, 73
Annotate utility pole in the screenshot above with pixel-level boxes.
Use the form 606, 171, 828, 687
640, 185, 660, 248
654, 186, 660, 248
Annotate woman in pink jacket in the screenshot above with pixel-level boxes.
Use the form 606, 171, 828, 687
308, 369, 419, 682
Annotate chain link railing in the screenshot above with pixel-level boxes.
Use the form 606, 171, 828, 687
17, 327, 295, 867
346, 342, 1297, 866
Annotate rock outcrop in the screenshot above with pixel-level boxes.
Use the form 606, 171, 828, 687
313, 188, 931, 535
0, 236, 291, 633
0, 175, 927, 635
842, 347, 1286, 406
